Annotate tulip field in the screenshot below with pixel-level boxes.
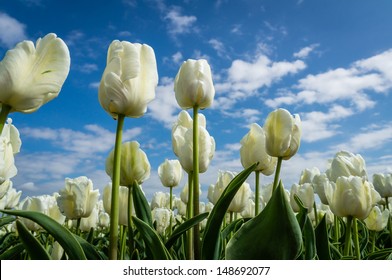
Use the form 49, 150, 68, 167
0, 33, 392, 261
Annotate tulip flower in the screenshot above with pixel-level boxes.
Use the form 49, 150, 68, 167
102, 183, 133, 226
0, 136, 17, 185
152, 207, 172, 235
158, 159, 183, 188
98, 41, 158, 119
326, 150, 367, 183
56, 176, 100, 220
79, 206, 99, 232
150, 191, 171, 210
0, 184, 21, 210
98, 211, 110, 229
299, 167, 320, 184
364, 205, 389, 232
312, 173, 334, 205
372, 173, 392, 199
263, 108, 301, 192
106, 141, 150, 186
1, 118, 21, 154
0, 33, 70, 132
172, 110, 215, 173
174, 59, 215, 110
290, 183, 315, 213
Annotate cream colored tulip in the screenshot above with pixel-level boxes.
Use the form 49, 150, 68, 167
364, 205, 389, 232
326, 176, 380, 220
150, 191, 170, 209
299, 167, 320, 184
312, 173, 334, 205
99, 41, 158, 119
102, 183, 133, 226
106, 141, 150, 186
290, 183, 314, 213
79, 206, 99, 232
240, 123, 277, 175
0, 184, 21, 210
180, 182, 201, 204
372, 173, 392, 198
158, 159, 183, 188
172, 111, 215, 173
326, 151, 367, 183
0, 136, 17, 184
56, 176, 100, 220
263, 108, 301, 160
0, 33, 70, 113
152, 207, 172, 235
1, 118, 21, 154
174, 59, 215, 109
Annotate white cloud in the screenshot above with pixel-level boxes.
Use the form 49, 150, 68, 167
164, 7, 197, 37
0, 12, 27, 48
75, 63, 99, 73
209, 38, 228, 58
172, 51, 183, 64
293, 44, 319, 59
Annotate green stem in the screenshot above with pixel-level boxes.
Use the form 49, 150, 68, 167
352, 217, 360, 260
128, 183, 135, 258
109, 114, 125, 260
386, 197, 392, 244
186, 172, 194, 260
119, 225, 127, 260
169, 186, 173, 236
334, 215, 340, 244
192, 106, 200, 260
76, 218, 81, 235
313, 201, 319, 226
343, 216, 353, 257
371, 230, 376, 253
0, 104, 11, 135
255, 171, 260, 216
272, 157, 283, 193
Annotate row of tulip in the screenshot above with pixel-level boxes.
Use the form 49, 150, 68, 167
0, 33, 391, 260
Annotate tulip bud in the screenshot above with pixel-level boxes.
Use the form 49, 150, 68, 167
0, 33, 70, 113
299, 167, 320, 184
326, 176, 380, 220
263, 108, 301, 160
364, 205, 389, 232
372, 173, 392, 198
174, 59, 215, 109
326, 150, 367, 183
240, 123, 277, 175
312, 173, 334, 205
0, 184, 21, 210
103, 183, 134, 226
172, 111, 215, 173
0, 136, 17, 184
106, 141, 151, 186
99, 41, 158, 119
152, 207, 172, 235
158, 159, 183, 188
150, 191, 171, 209
56, 176, 100, 220
180, 182, 201, 204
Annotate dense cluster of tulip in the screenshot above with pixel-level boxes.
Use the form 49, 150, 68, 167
0, 34, 391, 260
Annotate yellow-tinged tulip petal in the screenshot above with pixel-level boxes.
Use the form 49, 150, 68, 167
0, 33, 70, 113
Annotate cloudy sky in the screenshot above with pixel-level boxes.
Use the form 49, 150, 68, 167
1, 0, 392, 202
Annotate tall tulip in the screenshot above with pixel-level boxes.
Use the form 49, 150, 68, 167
240, 123, 277, 215
0, 33, 70, 133
158, 159, 183, 188
372, 173, 392, 199
99, 40, 157, 259
326, 151, 367, 183
174, 59, 215, 110
263, 108, 301, 192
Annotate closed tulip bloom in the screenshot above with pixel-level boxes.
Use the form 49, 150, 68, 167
364, 205, 389, 232
103, 183, 134, 226
174, 59, 215, 109
99, 41, 158, 119
150, 191, 170, 209
106, 141, 150, 186
79, 206, 99, 232
290, 183, 315, 213
152, 207, 172, 235
56, 176, 100, 220
372, 173, 392, 198
299, 167, 320, 184
158, 159, 183, 188
98, 211, 110, 229
1, 118, 21, 154
240, 123, 277, 175
326, 176, 380, 220
180, 182, 201, 204
0, 184, 21, 210
312, 173, 334, 205
0, 33, 70, 113
0, 136, 17, 184
326, 151, 367, 183
172, 111, 215, 173
263, 108, 301, 160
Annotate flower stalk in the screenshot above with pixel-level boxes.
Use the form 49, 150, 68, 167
343, 216, 353, 257
109, 114, 125, 260
192, 105, 200, 259
255, 171, 260, 216
272, 157, 283, 193
0, 104, 11, 135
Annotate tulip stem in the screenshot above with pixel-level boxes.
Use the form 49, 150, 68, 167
272, 157, 283, 193
313, 201, 319, 226
109, 114, 125, 260
333, 215, 340, 244
186, 172, 194, 260
343, 216, 353, 257
0, 104, 11, 135
128, 183, 135, 258
192, 106, 200, 260
169, 186, 173, 236
352, 217, 361, 260
255, 171, 260, 216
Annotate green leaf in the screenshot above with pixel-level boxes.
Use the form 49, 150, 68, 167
15, 220, 51, 260
1, 210, 86, 260
225, 181, 302, 260
132, 182, 153, 227
165, 212, 209, 250
201, 163, 257, 260
74, 235, 106, 260
314, 214, 332, 260
0, 243, 24, 260
132, 216, 172, 260
0, 216, 15, 227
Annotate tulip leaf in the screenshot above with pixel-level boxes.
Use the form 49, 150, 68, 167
132, 182, 153, 227
74, 235, 106, 260
15, 220, 51, 260
201, 163, 258, 260
315, 214, 332, 260
225, 181, 302, 259
1, 210, 86, 260
165, 212, 209, 250
0, 216, 15, 227
132, 216, 172, 260
0, 243, 25, 260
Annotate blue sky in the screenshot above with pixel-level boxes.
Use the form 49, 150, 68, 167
1, 0, 392, 202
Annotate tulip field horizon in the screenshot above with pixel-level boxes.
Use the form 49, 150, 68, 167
1, 0, 392, 262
